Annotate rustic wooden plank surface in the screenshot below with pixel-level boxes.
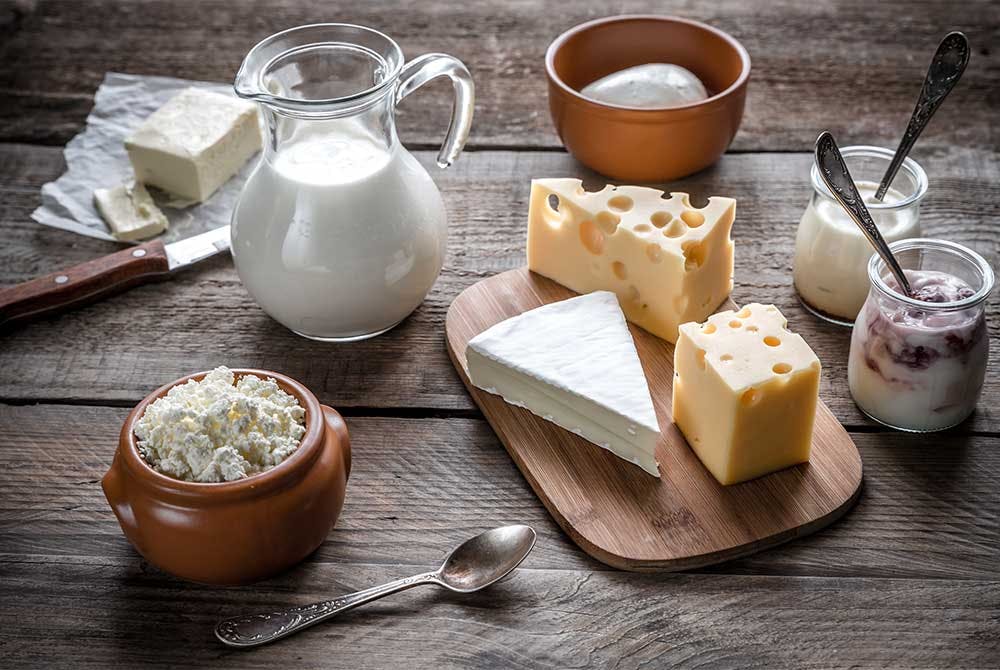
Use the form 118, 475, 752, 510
2, 143, 997, 430
0, 0, 998, 152
2, 405, 998, 581
1, 0, 999, 668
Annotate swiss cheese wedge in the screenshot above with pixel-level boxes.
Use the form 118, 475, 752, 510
527, 178, 735, 343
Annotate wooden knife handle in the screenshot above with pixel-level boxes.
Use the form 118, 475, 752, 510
0, 240, 171, 328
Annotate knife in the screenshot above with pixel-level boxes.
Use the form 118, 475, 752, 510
0, 225, 231, 328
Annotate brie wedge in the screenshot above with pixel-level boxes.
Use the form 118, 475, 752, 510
466, 291, 661, 476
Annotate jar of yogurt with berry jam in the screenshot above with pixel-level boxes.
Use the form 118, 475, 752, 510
848, 239, 994, 432
794, 146, 927, 325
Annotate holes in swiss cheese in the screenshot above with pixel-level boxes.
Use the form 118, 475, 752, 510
695, 349, 707, 371
728, 320, 742, 328
702, 323, 717, 334
596, 211, 621, 234
663, 218, 687, 238
650, 211, 672, 228
737, 307, 752, 318
607, 195, 634, 212
681, 210, 705, 228
633, 223, 652, 233
547, 193, 560, 212
682, 240, 707, 271
646, 243, 663, 263
579, 220, 605, 255
720, 354, 733, 363
773, 362, 792, 374
741, 388, 760, 406
612, 261, 628, 280
763, 336, 781, 347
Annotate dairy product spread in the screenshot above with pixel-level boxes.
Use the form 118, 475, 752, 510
527, 178, 735, 343
134, 367, 306, 483
125, 87, 261, 202
580, 63, 708, 108
93, 181, 169, 241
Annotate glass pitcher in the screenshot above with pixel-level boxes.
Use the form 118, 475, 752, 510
231, 24, 474, 341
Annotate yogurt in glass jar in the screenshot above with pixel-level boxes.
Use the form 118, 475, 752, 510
848, 239, 994, 432
793, 146, 927, 325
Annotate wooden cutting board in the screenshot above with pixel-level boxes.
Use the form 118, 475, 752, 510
445, 268, 863, 571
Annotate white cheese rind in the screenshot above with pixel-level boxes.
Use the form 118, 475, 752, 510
527, 178, 735, 343
93, 181, 168, 241
125, 87, 261, 202
466, 291, 661, 476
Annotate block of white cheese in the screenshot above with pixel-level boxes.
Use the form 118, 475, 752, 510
93, 181, 169, 241
672, 303, 821, 485
527, 178, 735, 343
125, 87, 261, 203
466, 291, 661, 476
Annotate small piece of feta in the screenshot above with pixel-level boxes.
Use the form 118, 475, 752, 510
125, 87, 261, 203
93, 181, 169, 241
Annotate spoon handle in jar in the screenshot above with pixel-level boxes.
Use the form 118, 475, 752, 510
814, 131, 913, 297
215, 571, 440, 648
875, 31, 970, 200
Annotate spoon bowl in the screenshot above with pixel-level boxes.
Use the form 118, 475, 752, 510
437, 524, 536, 592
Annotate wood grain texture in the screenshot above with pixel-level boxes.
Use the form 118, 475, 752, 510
4, 400, 995, 581
445, 268, 862, 570
2, 144, 996, 430
0, 238, 169, 327
1, 556, 997, 670
0, 0, 997, 152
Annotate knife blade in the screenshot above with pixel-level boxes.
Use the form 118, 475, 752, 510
165, 225, 232, 271
0, 225, 232, 329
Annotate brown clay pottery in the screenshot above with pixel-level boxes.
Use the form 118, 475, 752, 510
102, 369, 351, 585
546, 15, 751, 181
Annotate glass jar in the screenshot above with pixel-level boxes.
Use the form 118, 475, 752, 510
793, 146, 928, 325
848, 239, 994, 432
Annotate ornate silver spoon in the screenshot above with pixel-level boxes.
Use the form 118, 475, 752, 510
815, 131, 913, 297
874, 31, 970, 201
215, 524, 536, 648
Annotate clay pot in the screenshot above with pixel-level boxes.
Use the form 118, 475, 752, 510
546, 15, 751, 182
102, 369, 351, 585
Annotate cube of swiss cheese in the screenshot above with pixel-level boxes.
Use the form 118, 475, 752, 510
672, 304, 821, 485
527, 178, 735, 343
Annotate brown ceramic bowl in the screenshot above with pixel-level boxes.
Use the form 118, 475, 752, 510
546, 15, 751, 181
102, 369, 351, 585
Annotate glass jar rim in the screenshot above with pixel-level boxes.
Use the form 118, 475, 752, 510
867, 238, 995, 311
810, 145, 928, 211
234, 23, 404, 115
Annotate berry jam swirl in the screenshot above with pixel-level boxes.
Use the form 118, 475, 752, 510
848, 269, 988, 432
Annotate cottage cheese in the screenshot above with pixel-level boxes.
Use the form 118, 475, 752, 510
134, 367, 306, 483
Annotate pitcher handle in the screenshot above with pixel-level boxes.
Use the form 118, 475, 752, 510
395, 53, 474, 168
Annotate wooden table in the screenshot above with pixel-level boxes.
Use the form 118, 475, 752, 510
1, 1, 998, 667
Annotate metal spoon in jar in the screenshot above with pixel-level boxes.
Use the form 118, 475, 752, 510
814, 131, 913, 297
215, 524, 537, 648
874, 31, 970, 201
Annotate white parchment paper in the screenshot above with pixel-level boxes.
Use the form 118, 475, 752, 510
31, 72, 258, 243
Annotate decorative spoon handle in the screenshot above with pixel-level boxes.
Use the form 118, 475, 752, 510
215, 571, 439, 648
875, 31, 970, 200
814, 131, 912, 297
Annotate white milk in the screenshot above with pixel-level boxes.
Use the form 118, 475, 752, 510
232, 123, 446, 340
793, 181, 919, 321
